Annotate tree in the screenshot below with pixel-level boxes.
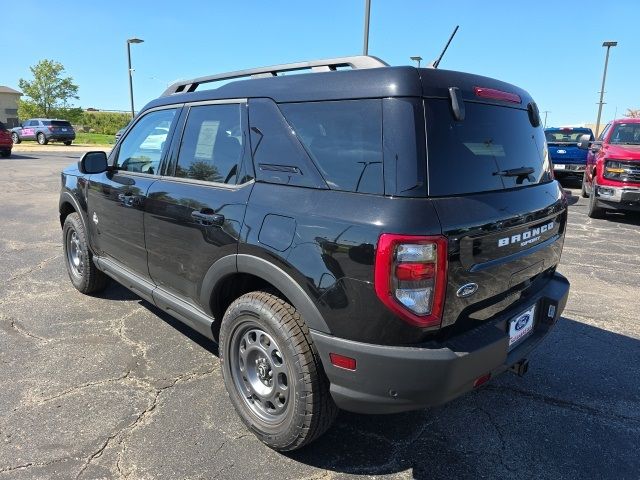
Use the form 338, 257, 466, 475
18, 59, 79, 119
624, 109, 640, 118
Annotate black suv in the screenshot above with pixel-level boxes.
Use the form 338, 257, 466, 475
59, 56, 570, 451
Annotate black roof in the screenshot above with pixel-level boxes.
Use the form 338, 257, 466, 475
142, 66, 534, 112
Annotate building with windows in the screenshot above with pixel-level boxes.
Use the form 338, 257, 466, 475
0, 86, 22, 127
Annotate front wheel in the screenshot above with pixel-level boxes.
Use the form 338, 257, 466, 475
581, 172, 589, 198
219, 292, 337, 451
11, 132, 20, 144
64, 140, 72, 146
62, 212, 109, 293
587, 181, 606, 219
37, 132, 48, 145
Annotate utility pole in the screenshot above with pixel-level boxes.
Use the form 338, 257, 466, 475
410, 56, 422, 68
363, 0, 371, 55
595, 41, 617, 137
543, 111, 550, 128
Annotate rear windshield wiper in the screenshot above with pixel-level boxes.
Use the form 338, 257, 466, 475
493, 167, 535, 177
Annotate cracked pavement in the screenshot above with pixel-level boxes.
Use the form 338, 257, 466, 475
1, 152, 639, 479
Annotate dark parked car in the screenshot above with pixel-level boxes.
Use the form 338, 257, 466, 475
11, 118, 76, 145
59, 56, 569, 451
0, 121, 12, 157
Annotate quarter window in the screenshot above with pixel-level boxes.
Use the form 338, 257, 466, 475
279, 100, 384, 194
174, 104, 243, 184
116, 109, 177, 174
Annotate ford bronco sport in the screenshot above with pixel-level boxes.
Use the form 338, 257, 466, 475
59, 56, 570, 451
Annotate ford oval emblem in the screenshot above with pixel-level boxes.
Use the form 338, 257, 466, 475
456, 283, 478, 298
515, 314, 530, 331
557, 149, 566, 154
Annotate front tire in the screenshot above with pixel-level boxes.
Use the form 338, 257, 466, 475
11, 132, 20, 144
64, 140, 72, 146
587, 181, 606, 219
37, 132, 48, 145
62, 212, 109, 293
581, 172, 589, 198
219, 292, 337, 451
0, 150, 10, 158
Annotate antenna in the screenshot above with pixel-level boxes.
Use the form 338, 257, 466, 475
430, 25, 459, 69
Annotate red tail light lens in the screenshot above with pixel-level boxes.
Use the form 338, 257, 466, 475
374, 234, 448, 328
474, 86, 521, 104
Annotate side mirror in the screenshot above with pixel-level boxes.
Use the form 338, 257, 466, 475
78, 151, 108, 174
577, 134, 592, 150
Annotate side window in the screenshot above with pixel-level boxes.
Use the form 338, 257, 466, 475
248, 98, 326, 189
279, 100, 384, 194
116, 108, 177, 174
598, 123, 611, 141
174, 104, 243, 184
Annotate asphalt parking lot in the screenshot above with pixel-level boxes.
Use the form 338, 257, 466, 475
1, 150, 639, 480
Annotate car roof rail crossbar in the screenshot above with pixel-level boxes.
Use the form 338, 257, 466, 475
161, 55, 389, 96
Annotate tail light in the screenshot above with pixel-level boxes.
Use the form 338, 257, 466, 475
374, 234, 448, 328
474, 86, 521, 104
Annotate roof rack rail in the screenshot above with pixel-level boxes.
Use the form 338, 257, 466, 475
161, 55, 389, 97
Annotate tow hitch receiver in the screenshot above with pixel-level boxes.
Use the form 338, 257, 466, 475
510, 359, 529, 377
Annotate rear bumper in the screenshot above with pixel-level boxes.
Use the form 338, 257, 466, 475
553, 163, 585, 176
312, 272, 569, 414
48, 133, 76, 141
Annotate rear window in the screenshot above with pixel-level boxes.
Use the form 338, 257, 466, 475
279, 100, 384, 194
425, 99, 552, 196
43, 120, 72, 127
545, 128, 593, 143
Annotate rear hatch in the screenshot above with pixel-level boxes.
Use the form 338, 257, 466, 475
546, 127, 593, 166
419, 70, 567, 330
0, 122, 11, 145
44, 120, 74, 135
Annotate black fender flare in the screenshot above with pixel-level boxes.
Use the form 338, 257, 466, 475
59, 191, 88, 233
200, 254, 330, 334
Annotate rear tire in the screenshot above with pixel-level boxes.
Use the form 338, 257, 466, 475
581, 172, 589, 198
219, 291, 337, 451
11, 132, 20, 144
62, 212, 109, 294
0, 150, 10, 158
37, 132, 48, 145
587, 181, 606, 219
64, 140, 72, 146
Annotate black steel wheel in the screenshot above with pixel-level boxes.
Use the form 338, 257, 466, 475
219, 291, 337, 451
62, 212, 109, 294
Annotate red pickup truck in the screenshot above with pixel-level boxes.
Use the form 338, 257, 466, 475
579, 118, 640, 218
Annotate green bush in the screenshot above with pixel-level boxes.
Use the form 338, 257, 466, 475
78, 111, 131, 135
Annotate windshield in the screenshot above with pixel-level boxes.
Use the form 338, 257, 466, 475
609, 123, 640, 145
425, 99, 553, 196
545, 128, 593, 143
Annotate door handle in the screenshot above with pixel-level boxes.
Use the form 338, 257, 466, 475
191, 210, 225, 226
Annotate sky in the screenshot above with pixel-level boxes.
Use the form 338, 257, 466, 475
1, 0, 638, 127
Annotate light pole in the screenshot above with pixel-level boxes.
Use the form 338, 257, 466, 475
410, 56, 422, 68
543, 110, 550, 128
127, 38, 144, 118
595, 41, 617, 138
363, 0, 371, 55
